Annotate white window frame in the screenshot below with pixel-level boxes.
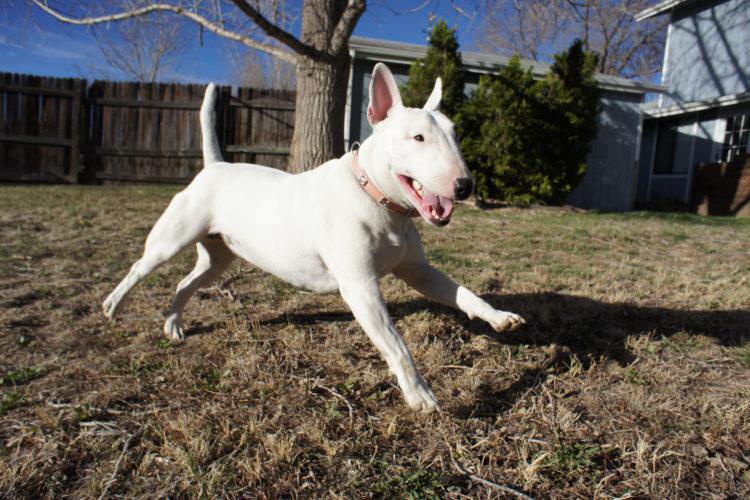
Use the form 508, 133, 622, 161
648, 118, 702, 204
711, 117, 727, 162
712, 110, 750, 163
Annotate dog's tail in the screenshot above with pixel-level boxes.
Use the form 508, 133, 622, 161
200, 83, 223, 166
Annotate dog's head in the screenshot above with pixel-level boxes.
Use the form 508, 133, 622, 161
363, 63, 472, 227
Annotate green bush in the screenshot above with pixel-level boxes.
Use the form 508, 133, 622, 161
400, 20, 465, 118
457, 40, 600, 204
401, 24, 600, 205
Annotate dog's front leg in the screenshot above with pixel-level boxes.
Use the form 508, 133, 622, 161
394, 262, 525, 332
339, 279, 438, 413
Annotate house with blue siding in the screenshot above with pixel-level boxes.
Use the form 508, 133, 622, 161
635, 0, 750, 206
345, 37, 665, 211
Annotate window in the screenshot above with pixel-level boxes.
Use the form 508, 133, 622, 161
653, 119, 693, 175
653, 122, 677, 174
722, 113, 750, 162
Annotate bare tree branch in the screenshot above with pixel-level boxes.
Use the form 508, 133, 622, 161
449, 0, 475, 19
374, 0, 434, 16
477, 0, 563, 61
228, 0, 321, 60
31, 0, 298, 63
330, 0, 366, 53
90, 8, 189, 82
476, 0, 667, 79
228, 42, 296, 89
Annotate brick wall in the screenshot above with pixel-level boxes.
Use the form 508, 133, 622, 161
691, 154, 750, 216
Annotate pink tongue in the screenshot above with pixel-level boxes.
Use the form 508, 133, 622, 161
422, 191, 454, 219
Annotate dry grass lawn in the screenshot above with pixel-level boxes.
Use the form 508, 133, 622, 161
1, 184, 749, 498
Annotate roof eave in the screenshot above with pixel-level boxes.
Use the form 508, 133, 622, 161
349, 37, 666, 95
634, 0, 695, 21
642, 91, 750, 118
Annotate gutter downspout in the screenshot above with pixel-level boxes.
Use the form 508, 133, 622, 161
344, 49, 356, 151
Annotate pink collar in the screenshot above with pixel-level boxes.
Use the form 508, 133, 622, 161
351, 146, 419, 217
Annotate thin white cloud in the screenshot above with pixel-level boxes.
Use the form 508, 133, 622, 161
0, 7, 227, 83
0, 33, 26, 50
0, 16, 101, 63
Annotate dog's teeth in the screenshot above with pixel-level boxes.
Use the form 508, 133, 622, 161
411, 179, 424, 197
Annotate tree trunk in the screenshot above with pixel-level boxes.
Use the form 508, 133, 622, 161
286, 0, 359, 172
288, 53, 350, 172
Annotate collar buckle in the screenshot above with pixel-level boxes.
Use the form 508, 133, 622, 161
351, 147, 419, 218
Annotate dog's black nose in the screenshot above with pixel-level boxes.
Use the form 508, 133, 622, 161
454, 177, 473, 200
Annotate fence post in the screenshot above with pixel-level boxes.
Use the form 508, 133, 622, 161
68, 79, 83, 183
218, 85, 230, 160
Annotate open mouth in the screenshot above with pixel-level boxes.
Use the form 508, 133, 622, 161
398, 175, 455, 226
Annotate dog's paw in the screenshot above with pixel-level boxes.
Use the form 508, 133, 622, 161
404, 384, 439, 413
102, 295, 121, 320
489, 310, 526, 332
164, 316, 185, 341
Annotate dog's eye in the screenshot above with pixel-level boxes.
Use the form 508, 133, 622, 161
414, 134, 424, 142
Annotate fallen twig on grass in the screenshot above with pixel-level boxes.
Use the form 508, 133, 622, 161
288, 374, 355, 427
79, 421, 122, 437
316, 384, 355, 427
98, 428, 142, 500
508, 435, 550, 446
439, 364, 504, 373
205, 285, 237, 301
47, 400, 167, 417
442, 433, 535, 500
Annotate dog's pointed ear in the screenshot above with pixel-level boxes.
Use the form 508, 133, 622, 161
368, 63, 403, 126
423, 77, 442, 112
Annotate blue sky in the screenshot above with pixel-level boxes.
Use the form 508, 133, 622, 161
0, 1, 481, 84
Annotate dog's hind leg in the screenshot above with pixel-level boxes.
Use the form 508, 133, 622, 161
163, 236, 235, 340
102, 191, 209, 320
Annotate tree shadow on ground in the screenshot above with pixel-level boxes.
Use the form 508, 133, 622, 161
259, 292, 750, 416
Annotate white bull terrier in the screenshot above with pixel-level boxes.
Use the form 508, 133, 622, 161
102, 63, 525, 412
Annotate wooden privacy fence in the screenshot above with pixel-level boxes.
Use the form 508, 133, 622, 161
0, 72, 295, 183
0, 73, 84, 183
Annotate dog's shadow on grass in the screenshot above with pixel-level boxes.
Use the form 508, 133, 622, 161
260, 291, 749, 416
440, 292, 749, 417
389, 291, 750, 357
265, 291, 749, 359
184, 323, 222, 338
